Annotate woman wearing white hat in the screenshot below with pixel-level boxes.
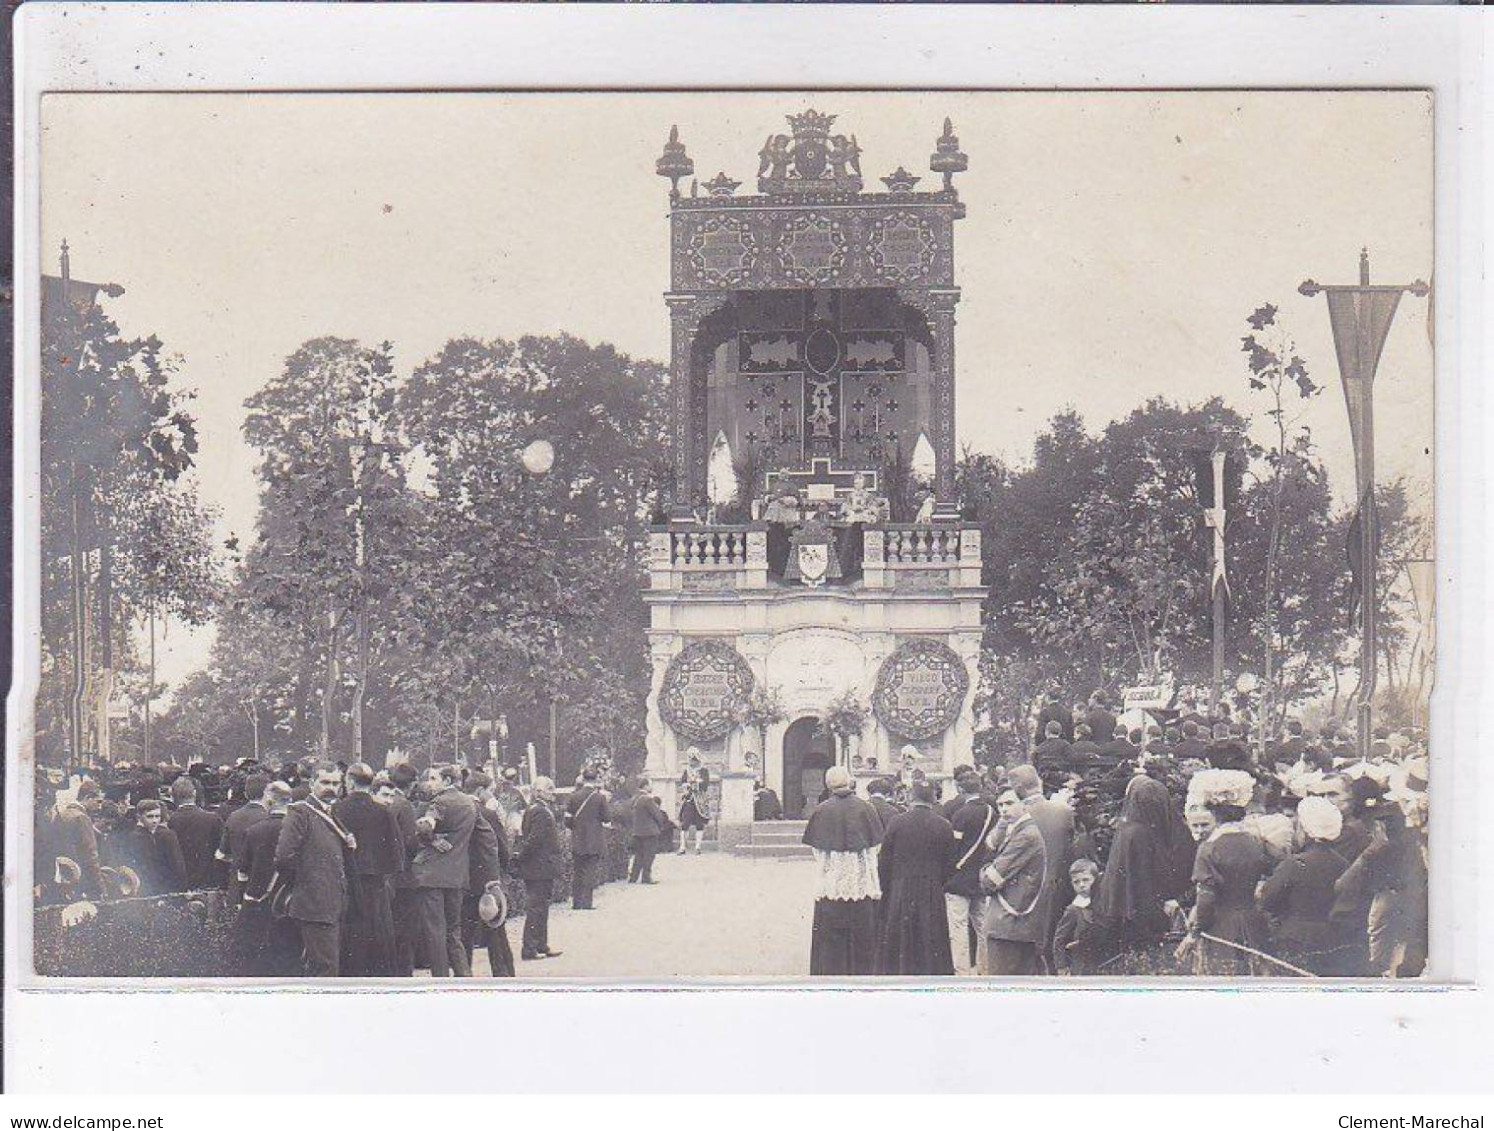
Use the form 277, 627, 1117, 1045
1258, 796, 1350, 976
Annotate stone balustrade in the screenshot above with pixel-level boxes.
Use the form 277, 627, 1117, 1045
879, 524, 963, 564
649, 521, 982, 592
671, 526, 750, 567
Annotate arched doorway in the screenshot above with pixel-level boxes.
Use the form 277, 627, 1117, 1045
782, 716, 835, 819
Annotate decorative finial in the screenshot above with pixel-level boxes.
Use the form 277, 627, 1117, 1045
881, 166, 921, 194
1360, 247, 1371, 286
59, 238, 71, 282
929, 117, 968, 193
656, 125, 694, 201
703, 172, 741, 197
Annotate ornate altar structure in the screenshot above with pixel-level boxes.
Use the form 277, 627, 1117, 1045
645, 112, 986, 846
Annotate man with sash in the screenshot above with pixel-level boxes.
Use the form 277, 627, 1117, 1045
944, 769, 995, 975
273, 760, 357, 977
564, 766, 611, 909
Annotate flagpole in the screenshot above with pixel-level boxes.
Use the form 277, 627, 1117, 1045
1355, 251, 1378, 760
1301, 250, 1428, 761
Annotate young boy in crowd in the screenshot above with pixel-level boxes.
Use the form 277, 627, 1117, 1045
1053, 858, 1102, 975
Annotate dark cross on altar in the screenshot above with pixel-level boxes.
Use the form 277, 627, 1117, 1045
739, 293, 905, 463
765, 458, 878, 505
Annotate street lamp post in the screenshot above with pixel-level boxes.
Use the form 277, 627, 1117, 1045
1300, 250, 1428, 760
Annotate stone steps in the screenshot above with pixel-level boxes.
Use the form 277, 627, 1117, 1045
729, 819, 812, 858
733, 842, 815, 859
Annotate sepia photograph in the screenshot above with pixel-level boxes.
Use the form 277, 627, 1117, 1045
26, 88, 1435, 984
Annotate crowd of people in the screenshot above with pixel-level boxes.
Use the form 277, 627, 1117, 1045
34, 754, 678, 977
800, 688, 1430, 979
35, 686, 1431, 981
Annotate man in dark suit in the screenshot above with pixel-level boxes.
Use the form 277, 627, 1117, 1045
866, 777, 904, 829
1173, 720, 1210, 764
564, 767, 611, 910
274, 761, 355, 977
1084, 693, 1118, 744
1004, 764, 1076, 973
1068, 724, 1103, 775
168, 773, 225, 891
462, 782, 515, 977
944, 770, 996, 975
230, 782, 300, 976
628, 778, 667, 884
384, 762, 421, 975
940, 765, 978, 821
1031, 722, 1072, 792
515, 777, 564, 960
217, 772, 270, 907
411, 767, 478, 977
333, 763, 404, 977
51, 781, 107, 900
110, 799, 187, 896
1036, 691, 1073, 743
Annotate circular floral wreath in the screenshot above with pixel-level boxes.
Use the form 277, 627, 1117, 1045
658, 640, 756, 743
871, 638, 969, 740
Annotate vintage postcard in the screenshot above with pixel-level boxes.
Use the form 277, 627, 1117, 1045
25, 90, 1434, 983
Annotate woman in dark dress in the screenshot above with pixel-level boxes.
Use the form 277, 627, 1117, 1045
876, 782, 956, 975
1259, 795, 1349, 975
1185, 796, 1272, 977
1094, 775, 1192, 954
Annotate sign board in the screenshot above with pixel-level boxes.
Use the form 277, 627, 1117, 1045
658, 640, 756, 743
871, 638, 969, 740
1122, 677, 1175, 711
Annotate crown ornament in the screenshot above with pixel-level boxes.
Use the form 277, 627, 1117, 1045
787, 109, 837, 139
703, 171, 742, 197
881, 166, 921, 194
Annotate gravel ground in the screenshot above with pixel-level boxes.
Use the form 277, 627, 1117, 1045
472, 851, 818, 979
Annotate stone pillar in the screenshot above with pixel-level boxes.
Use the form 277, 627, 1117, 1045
665, 295, 700, 520
951, 630, 982, 775
664, 293, 726, 520
955, 523, 982, 589
928, 288, 961, 518
863, 632, 895, 772
862, 527, 886, 589
717, 771, 756, 850
897, 286, 961, 518
744, 526, 769, 588
649, 530, 674, 590
645, 635, 679, 811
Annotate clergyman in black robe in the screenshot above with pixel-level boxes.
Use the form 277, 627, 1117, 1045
876, 783, 955, 975
802, 766, 884, 976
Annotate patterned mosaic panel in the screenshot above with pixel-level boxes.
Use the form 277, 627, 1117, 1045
871, 637, 970, 740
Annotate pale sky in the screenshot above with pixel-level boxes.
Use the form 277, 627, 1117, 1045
40, 91, 1434, 691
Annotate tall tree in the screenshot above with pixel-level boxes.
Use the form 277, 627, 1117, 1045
241, 337, 405, 761
40, 288, 199, 765
395, 334, 669, 775
110, 473, 223, 762
1239, 302, 1323, 742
